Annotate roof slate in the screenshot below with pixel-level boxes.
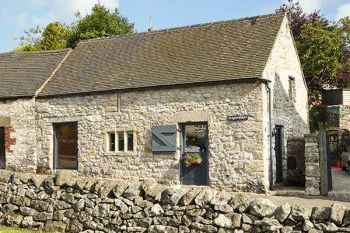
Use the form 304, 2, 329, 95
0, 49, 70, 99
39, 13, 286, 97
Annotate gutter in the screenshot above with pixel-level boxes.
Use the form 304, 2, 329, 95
263, 81, 274, 190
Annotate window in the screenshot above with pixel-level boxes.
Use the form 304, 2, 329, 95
289, 76, 296, 102
127, 131, 134, 151
107, 130, 135, 153
118, 131, 125, 152
108, 132, 116, 151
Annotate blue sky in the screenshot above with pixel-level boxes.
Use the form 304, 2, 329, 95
1, 0, 350, 52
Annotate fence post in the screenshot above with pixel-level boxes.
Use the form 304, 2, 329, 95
319, 125, 328, 196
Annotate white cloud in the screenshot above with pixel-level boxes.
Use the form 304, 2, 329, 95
15, 0, 119, 29
296, 0, 327, 13
336, 3, 350, 20
52, 0, 119, 23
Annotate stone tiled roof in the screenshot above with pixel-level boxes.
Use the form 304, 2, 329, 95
39, 13, 286, 97
0, 49, 70, 99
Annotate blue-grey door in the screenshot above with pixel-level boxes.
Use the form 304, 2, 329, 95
275, 126, 283, 184
180, 122, 209, 185
0, 127, 5, 169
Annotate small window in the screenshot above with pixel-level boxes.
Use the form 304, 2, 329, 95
118, 131, 125, 152
108, 132, 116, 151
289, 76, 296, 102
127, 131, 134, 151
106, 130, 135, 153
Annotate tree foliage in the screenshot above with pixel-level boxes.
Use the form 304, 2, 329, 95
16, 3, 134, 51
298, 22, 344, 96
17, 26, 43, 51
17, 22, 70, 51
277, 2, 350, 102
40, 22, 71, 50
67, 3, 134, 48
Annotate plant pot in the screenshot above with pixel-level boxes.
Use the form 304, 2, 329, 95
185, 153, 203, 167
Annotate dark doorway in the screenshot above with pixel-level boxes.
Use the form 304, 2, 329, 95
180, 122, 209, 186
53, 123, 78, 170
0, 127, 5, 169
326, 134, 333, 191
275, 125, 283, 184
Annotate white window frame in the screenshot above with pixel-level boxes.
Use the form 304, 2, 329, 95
105, 129, 136, 155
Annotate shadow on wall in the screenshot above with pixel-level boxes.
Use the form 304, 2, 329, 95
272, 74, 309, 187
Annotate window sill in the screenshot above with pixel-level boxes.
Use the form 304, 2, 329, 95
105, 151, 137, 156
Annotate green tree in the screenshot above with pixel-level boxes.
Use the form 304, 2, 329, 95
40, 22, 71, 50
17, 22, 70, 51
277, 3, 350, 103
67, 3, 134, 47
16, 3, 133, 51
17, 26, 42, 51
297, 21, 344, 100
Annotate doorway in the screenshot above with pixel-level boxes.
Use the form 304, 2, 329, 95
53, 123, 78, 170
275, 125, 283, 184
0, 127, 5, 169
180, 122, 209, 186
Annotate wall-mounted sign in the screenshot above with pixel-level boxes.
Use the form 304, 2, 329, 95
227, 115, 249, 122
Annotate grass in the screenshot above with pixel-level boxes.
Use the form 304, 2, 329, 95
0, 226, 42, 233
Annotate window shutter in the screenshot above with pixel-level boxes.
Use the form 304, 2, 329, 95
152, 125, 177, 153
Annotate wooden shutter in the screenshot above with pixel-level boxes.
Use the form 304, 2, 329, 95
152, 125, 177, 153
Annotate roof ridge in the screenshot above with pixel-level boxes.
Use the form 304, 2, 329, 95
78, 12, 286, 45
0, 48, 71, 56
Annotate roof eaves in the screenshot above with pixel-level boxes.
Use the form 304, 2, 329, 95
0, 95, 34, 101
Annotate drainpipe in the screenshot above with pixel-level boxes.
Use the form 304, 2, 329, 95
264, 82, 273, 190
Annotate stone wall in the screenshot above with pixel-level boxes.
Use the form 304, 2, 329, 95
261, 16, 309, 186
304, 134, 320, 196
286, 138, 305, 186
0, 99, 37, 172
0, 171, 349, 233
35, 82, 267, 193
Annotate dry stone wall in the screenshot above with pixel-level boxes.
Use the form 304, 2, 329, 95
0, 171, 349, 233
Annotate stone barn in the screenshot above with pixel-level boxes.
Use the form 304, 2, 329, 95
0, 13, 309, 193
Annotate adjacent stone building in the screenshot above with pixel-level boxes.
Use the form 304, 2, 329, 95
0, 13, 309, 192
0, 50, 70, 172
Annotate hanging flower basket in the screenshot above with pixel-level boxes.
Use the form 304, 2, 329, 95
185, 153, 203, 167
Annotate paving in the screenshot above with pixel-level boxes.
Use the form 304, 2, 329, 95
246, 173, 350, 214
328, 167, 350, 201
